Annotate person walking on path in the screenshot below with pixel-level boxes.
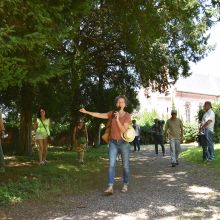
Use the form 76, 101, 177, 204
0, 112, 6, 173
132, 120, 141, 152
33, 108, 51, 165
73, 118, 88, 164
151, 119, 165, 156
164, 110, 183, 167
79, 95, 132, 195
200, 101, 215, 161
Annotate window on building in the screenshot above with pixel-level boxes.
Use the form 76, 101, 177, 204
185, 102, 191, 122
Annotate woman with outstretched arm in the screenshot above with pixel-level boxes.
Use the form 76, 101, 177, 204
79, 95, 132, 195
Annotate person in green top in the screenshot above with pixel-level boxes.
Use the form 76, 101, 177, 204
33, 108, 51, 165
73, 118, 88, 164
164, 109, 183, 167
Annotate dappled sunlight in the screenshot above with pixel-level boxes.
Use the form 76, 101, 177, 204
158, 205, 177, 213
130, 155, 153, 162
50, 209, 150, 220
112, 209, 148, 220
186, 185, 220, 200
174, 171, 187, 176
187, 185, 214, 193
95, 210, 123, 219
156, 217, 179, 220
155, 174, 177, 182
181, 205, 220, 219
7, 161, 33, 167
5, 156, 35, 167
133, 174, 147, 179
56, 164, 80, 172
182, 211, 203, 219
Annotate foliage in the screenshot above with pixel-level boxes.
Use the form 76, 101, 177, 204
0, 0, 92, 88
183, 123, 199, 143
197, 108, 206, 123
135, 110, 158, 126
139, 125, 155, 145
213, 103, 220, 143
134, 110, 158, 144
181, 144, 220, 170
50, 122, 69, 136
0, 146, 108, 206
107, 0, 220, 91
0, 177, 41, 206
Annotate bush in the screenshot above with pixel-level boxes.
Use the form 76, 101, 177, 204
183, 123, 198, 143
213, 104, 220, 143
135, 110, 159, 144
139, 125, 154, 145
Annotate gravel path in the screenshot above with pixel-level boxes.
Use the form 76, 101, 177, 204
4, 145, 220, 220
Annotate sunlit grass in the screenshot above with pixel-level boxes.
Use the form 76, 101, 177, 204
0, 145, 109, 206
181, 144, 220, 170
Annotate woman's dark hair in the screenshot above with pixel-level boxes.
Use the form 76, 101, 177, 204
37, 108, 48, 119
114, 95, 128, 106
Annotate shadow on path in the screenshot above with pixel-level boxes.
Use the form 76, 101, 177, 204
5, 145, 220, 220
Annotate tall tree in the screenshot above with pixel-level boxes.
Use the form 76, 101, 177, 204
0, 0, 92, 154
104, 0, 219, 91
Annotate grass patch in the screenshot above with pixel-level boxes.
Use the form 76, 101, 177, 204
0, 145, 109, 206
181, 144, 220, 169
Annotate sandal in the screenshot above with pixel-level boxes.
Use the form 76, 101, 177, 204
121, 185, 128, 193
104, 186, 113, 195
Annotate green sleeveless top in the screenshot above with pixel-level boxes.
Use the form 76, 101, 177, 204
36, 118, 50, 136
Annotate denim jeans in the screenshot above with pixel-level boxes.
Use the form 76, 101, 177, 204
204, 128, 214, 160
0, 140, 5, 168
108, 140, 130, 186
170, 138, 181, 163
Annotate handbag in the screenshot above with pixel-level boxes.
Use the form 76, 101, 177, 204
197, 134, 207, 147
39, 119, 53, 144
102, 119, 112, 143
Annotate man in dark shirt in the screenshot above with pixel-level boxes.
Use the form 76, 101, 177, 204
151, 119, 165, 156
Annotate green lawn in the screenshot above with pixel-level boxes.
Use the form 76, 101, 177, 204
181, 144, 220, 169
0, 146, 109, 206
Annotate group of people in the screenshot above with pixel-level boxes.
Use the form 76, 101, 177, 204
0, 96, 216, 197
80, 97, 216, 195
32, 108, 88, 165
0, 108, 89, 171
132, 109, 183, 167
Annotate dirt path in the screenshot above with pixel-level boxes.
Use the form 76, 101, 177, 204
3, 145, 220, 220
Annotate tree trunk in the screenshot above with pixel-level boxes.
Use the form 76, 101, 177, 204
90, 119, 101, 147
17, 84, 33, 155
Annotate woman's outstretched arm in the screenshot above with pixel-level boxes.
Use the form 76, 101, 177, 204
79, 108, 108, 119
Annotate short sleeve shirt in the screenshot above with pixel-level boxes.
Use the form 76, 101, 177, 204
165, 118, 183, 139
201, 109, 215, 132
107, 111, 131, 140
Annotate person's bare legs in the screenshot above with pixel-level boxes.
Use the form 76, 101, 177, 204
37, 139, 44, 164
79, 151, 84, 163
42, 138, 48, 163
